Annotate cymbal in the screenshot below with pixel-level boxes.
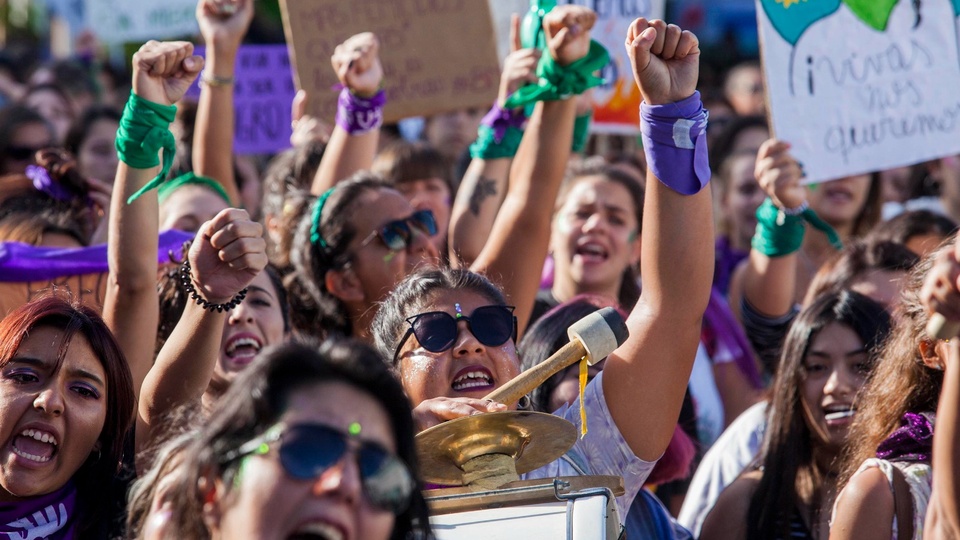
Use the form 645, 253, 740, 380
416, 411, 577, 486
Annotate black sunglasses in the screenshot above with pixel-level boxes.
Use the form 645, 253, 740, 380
393, 305, 517, 363
223, 422, 415, 514
358, 209, 437, 253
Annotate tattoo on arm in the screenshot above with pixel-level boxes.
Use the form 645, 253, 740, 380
468, 176, 498, 216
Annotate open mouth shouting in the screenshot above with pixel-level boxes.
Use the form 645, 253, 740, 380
287, 521, 348, 540
224, 333, 263, 367
574, 241, 609, 265
451, 366, 495, 393
823, 404, 856, 426
12, 427, 59, 464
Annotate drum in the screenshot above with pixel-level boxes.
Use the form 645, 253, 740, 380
426, 476, 624, 540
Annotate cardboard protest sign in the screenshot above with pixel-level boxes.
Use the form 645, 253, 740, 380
0, 231, 192, 319
757, 0, 960, 183
279, 0, 502, 123
84, 0, 198, 45
186, 45, 297, 155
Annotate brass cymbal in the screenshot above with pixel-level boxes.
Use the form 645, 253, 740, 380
416, 411, 577, 486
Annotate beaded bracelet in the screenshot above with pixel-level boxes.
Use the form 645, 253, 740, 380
178, 259, 248, 312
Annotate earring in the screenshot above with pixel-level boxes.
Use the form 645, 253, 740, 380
517, 395, 531, 410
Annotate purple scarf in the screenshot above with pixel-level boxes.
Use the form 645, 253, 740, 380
0, 482, 77, 540
876, 412, 935, 463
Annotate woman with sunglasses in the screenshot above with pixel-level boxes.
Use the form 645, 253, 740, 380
287, 7, 598, 340
373, 17, 713, 522
145, 338, 430, 540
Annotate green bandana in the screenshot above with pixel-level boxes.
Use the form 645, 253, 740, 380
115, 92, 178, 204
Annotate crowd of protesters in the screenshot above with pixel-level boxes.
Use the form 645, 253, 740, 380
0, 1, 960, 539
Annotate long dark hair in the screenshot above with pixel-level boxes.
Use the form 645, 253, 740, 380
0, 294, 135, 534
163, 338, 432, 539
746, 290, 891, 540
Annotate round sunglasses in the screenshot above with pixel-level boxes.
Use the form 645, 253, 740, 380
224, 422, 415, 514
393, 305, 517, 363
358, 209, 437, 253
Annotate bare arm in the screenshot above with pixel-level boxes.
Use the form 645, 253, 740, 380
602, 18, 714, 461
310, 33, 383, 194
135, 208, 266, 461
920, 241, 960, 538
469, 6, 593, 337
734, 139, 806, 318
829, 467, 894, 540
191, 0, 254, 205
102, 41, 203, 405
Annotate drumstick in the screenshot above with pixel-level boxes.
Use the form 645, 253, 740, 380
484, 307, 629, 407
928, 313, 960, 341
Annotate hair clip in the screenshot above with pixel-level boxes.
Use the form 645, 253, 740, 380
26, 165, 72, 202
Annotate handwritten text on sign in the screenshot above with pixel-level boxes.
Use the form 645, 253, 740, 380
279, 0, 501, 123
758, 0, 960, 183
187, 45, 297, 155
84, 0, 198, 45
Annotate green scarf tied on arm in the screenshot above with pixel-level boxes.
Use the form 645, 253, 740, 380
752, 198, 843, 257
504, 40, 610, 109
115, 92, 178, 204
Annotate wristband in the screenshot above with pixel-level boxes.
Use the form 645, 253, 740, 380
179, 258, 247, 312
335, 88, 386, 135
572, 112, 592, 153
115, 92, 177, 204
469, 102, 527, 159
504, 40, 609, 109
200, 70, 235, 87
640, 91, 710, 195
751, 198, 805, 257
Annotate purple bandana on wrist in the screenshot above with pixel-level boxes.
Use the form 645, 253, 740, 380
480, 102, 527, 144
640, 91, 710, 195
335, 88, 386, 135
25, 165, 73, 202
876, 412, 935, 463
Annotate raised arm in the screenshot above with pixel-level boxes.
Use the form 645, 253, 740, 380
102, 41, 203, 404
729, 138, 807, 320
602, 18, 714, 461
135, 208, 266, 461
310, 33, 383, 194
920, 238, 960, 539
450, 15, 540, 266
191, 0, 254, 205
470, 5, 596, 335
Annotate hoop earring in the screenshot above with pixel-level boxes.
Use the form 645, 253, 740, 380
517, 395, 531, 410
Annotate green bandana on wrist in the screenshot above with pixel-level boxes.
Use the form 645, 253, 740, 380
504, 40, 609, 109
470, 125, 525, 159
572, 112, 592, 152
752, 198, 843, 257
116, 92, 177, 204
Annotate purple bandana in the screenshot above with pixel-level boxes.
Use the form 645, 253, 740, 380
335, 88, 385, 135
640, 91, 710, 195
25, 166, 73, 202
479, 103, 527, 144
0, 482, 77, 540
876, 412, 935, 462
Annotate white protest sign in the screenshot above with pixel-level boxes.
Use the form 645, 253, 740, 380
84, 0, 198, 45
757, 0, 960, 183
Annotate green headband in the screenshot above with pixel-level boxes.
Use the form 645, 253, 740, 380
310, 187, 337, 248
157, 172, 231, 205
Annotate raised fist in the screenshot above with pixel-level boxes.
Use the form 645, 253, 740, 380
188, 208, 268, 304
625, 18, 699, 106
132, 41, 204, 106
331, 33, 383, 98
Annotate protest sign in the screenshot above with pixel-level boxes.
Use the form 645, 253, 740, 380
84, 0, 198, 45
757, 0, 960, 183
489, 0, 664, 135
186, 45, 297, 155
279, 0, 502, 123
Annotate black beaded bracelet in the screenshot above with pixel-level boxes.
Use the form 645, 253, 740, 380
178, 259, 248, 313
